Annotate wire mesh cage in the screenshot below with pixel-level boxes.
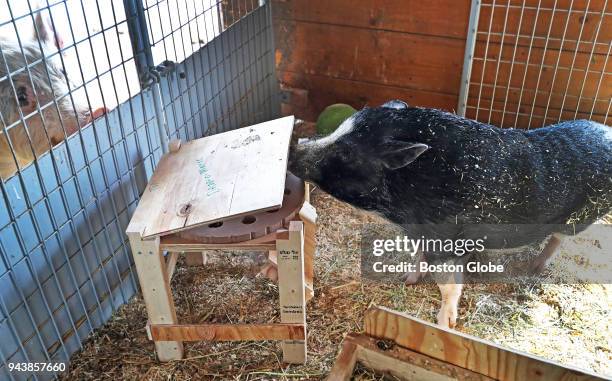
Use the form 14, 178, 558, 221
459, 0, 610, 128
0, 0, 278, 379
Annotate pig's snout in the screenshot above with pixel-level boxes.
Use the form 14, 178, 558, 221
288, 141, 319, 182
84, 107, 108, 125
288, 142, 304, 175
55, 106, 106, 138
65, 106, 107, 136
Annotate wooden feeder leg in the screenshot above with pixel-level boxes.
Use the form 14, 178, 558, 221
128, 233, 184, 361
299, 201, 317, 296
185, 252, 207, 266
276, 221, 307, 364
531, 232, 562, 273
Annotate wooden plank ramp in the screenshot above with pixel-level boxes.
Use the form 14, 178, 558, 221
358, 306, 609, 381
328, 306, 610, 380
330, 333, 494, 381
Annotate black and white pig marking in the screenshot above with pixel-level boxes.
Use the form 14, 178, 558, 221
289, 100, 612, 328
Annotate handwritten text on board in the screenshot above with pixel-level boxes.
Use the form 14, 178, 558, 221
196, 159, 220, 196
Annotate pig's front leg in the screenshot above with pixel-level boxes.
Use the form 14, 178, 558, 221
431, 256, 465, 329
437, 282, 463, 328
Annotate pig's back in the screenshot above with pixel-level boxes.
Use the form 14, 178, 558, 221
395, 110, 611, 226
524, 120, 612, 224
447, 119, 612, 225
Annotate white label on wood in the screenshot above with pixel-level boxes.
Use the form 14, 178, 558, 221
276, 221, 307, 364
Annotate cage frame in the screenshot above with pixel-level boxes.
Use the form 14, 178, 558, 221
0, 0, 280, 378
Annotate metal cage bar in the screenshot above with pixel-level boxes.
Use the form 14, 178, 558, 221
462, 0, 611, 128
0, 0, 279, 379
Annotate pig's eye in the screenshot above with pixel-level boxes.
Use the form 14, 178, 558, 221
16, 86, 28, 106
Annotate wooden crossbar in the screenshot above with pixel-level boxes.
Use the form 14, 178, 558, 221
149, 323, 305, 342
160, 242, 277, 252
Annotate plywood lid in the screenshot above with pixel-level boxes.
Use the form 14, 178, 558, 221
127, 116, 295, 238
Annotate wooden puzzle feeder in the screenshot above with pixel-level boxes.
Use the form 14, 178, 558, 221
125, 116, 316, 364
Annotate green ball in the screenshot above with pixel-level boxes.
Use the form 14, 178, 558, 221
316, 103, 357, 135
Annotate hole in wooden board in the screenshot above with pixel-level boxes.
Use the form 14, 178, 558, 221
178, 203, 193, 217
208, 221, 223, 228
242, 215, 256, 224
376, 340, 394, 351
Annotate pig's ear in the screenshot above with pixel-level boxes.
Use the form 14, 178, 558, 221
382, 100, 408, 110
34, 12, 64, 49
380, 142, 429, 169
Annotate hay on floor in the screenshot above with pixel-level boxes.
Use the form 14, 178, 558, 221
61, 189, 612, 380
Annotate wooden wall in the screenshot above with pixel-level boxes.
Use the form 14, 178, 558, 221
272, 0, 610, 129
272, 0, 471, 122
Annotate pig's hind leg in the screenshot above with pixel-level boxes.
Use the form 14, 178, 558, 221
530, 233, 563, 273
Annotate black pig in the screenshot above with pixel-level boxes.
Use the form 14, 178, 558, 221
289, 100, 612, 328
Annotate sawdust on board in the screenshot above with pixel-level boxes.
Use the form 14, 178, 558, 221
231, 134, 261, 148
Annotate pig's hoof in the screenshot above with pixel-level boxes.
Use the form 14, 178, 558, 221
258, 263, 278, 282
437, 307, 457, 329
402, 270, 424, 285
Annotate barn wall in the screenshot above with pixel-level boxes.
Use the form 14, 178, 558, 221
272, 0, 472, 122
273, 0, 610, 129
